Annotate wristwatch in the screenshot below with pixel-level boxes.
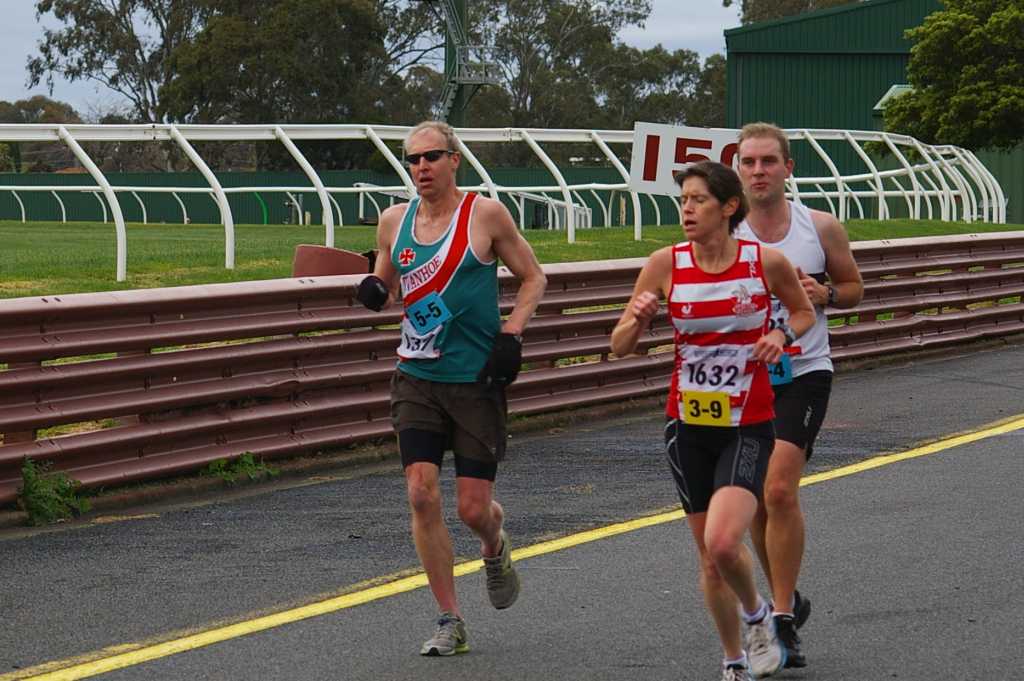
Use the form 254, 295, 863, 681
775, 320, 797, 347
826, 284, 838, 306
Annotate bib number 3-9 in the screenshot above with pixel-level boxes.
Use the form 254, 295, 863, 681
681, 391, 732, 426
678, 345, 747, 427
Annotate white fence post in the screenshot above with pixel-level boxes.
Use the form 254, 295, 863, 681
56, 125, 128, 281
168, 125, 235, 270
274, 126, 335, 247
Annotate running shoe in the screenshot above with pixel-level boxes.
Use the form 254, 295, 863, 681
793, 589, 811, 630
745, 615, 786, 678
775, 614, 806, 668
721, 661, 753, 681
419, 612, 469, 656
483, 529, 520, 609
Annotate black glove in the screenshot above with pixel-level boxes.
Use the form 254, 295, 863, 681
356, 275, 389, 312
477, 333, 523, 387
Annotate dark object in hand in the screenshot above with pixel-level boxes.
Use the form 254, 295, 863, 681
478, 333, 523, 387
361, 250, 378, 273
356, 275, 388, 311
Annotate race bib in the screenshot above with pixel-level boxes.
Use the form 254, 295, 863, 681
405, 292, 452, 335
679, 346, 748, 395
398, 316, 443, 359
678, 346, 748, 427
769, 353, 793, 386
681, 391, 731, 426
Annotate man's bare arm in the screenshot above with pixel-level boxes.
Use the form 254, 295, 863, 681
483, 199, 547, 335
369, 204, 405, 307
812, 210, 864, 308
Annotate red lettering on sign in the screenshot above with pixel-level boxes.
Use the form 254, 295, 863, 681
675, 137, 712, 164
643, 135, 661, 182
720, 143, 739, 167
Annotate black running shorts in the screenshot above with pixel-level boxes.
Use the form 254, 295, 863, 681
771, 370, 832, 459
664, 419, 775, 514
390, 370, 506, 480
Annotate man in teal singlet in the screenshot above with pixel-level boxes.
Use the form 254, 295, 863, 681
356, 121, 547, 656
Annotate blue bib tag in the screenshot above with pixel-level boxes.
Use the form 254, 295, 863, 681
769, 354, 793, 386
406, 292, 452, 335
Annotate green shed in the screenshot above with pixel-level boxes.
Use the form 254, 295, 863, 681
725, 0, 1022, 224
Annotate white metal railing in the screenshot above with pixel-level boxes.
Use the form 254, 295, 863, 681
353, 181, 593, 232
0, 123, 1006, 281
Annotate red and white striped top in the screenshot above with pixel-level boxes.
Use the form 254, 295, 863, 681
666, 239, 775, 425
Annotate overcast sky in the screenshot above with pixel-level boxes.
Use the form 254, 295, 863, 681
0, 1, 742, 118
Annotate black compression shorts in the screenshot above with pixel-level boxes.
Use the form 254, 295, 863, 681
390, 371, 505, 480
664, 419, 775, 514
771, 370, 832, 459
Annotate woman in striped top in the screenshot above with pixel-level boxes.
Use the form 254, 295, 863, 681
611, 161, 814, 681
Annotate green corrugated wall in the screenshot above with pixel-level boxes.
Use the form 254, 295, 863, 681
725, 0, 942, 55
726, 0, 942, 132
975, 148, 1024, 225
0, 166, 675, 228
724, 0, 1022, 224
0, 170, 402, 226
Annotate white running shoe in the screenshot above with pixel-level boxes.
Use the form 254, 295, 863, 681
721, 661, 753, 681
745, 615, 786, 677
419, 612, 469, 656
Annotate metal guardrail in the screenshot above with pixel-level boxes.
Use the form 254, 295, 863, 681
2, 232, 1024, 505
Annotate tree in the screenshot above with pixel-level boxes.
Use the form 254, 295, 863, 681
0, 95, 83, 171
722, 0, 857, 24
158, 0, 445, 169
685, 54, 728, 128
596, 44, 704, 129
444, 0, 655, 166
472, 0, 652, 130
0, 145, 14, 173
883, 0, 1024, 151
28, 0, 209, 123
162, 1, 387, 125
436, 1, 732, 165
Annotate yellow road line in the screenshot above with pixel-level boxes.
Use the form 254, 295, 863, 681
801, 413, 1024, 486
8, 414, 1023, 681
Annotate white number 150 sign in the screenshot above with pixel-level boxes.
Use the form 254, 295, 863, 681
628, 122, 741, 198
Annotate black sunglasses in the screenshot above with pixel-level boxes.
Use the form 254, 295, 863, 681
405, 149, 454, 166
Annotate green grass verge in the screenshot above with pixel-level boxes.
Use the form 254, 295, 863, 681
2, 218, 1020, 299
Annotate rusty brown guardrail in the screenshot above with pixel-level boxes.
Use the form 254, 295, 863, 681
2, 231, 1023, 505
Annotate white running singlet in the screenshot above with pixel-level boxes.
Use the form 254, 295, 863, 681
735, 201, 832, 376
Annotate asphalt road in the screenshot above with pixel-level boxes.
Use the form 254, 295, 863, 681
2, 341, 1023, 681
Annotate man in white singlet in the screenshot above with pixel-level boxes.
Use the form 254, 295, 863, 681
735, 122, 864, 669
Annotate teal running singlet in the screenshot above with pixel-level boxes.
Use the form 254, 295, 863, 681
391, 192, 500, 383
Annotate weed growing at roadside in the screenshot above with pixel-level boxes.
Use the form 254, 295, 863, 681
18, 458, 91, 526
202, 452, 279, 484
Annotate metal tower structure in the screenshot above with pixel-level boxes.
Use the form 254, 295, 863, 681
421, 0, 500, 126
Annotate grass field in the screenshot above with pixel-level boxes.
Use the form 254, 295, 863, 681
2, 218, 1021, 299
